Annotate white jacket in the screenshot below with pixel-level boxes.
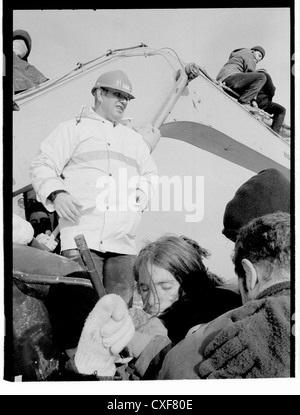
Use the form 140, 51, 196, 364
30, 106, 158, 254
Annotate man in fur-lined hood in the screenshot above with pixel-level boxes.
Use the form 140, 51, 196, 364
13, 29, 49, 95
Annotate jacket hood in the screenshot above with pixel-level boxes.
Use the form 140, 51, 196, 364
76, 105, 126, 126
13, 29, 32, 61
75, 105, 108, 124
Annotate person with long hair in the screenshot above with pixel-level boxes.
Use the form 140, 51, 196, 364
133, 235, 241, 345
123, 234, 241, 379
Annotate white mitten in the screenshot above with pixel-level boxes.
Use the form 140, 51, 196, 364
74, 294, 135, 376
36, 233, 58, 251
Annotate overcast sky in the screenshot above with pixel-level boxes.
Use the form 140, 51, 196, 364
13, 8, 292, 122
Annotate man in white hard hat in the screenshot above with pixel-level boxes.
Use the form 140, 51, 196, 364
30, 70, 159, 355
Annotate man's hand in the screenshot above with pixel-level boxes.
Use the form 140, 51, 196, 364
136, 188, 148, 212
54, 192, 82, 223
185, 63, 200, 80
74, 294, 135, 376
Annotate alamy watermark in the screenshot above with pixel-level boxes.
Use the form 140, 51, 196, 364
95, 168, 204, 223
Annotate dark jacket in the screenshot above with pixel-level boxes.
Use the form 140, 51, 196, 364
256, 71, 276, 109
216, 48, 257, 83
13, 52, 48, 93
125, 285, 241, 380
158, 281, 290, 379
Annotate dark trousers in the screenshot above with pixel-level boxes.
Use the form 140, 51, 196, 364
62, 249, 136, 305
45, 249, 136, 350
224, 72, 267, 104
258, 101, 286, 134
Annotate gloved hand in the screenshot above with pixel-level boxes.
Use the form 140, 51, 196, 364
127, 307, 168, 358
36, 233, 58, 251
74, 294, 135, 376
197, 299, 290, 379
53, 192, 83, 224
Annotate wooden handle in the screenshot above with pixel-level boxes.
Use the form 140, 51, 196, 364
51, 224, 60, 239
74, 234, 107, 299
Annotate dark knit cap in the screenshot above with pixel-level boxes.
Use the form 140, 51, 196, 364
222, 169, 290, 242
13, 29, 32, 61
251, 46, 265, 59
